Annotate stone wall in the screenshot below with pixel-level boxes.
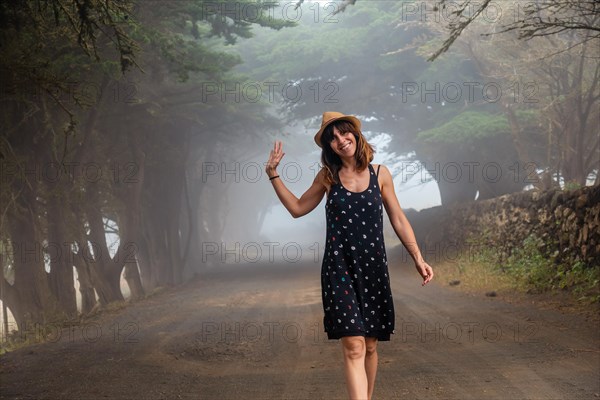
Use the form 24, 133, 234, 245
403, 185, 600, 268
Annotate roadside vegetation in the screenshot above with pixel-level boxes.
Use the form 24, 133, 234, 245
435, 230, 599, 315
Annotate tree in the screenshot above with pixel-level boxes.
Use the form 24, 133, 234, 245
416, 4, 599, 188
428, 0, 600, 61
0, 0, 293, 331
326, 0, 599, 62
236, 1, 530, 204
416, 110, 542, 202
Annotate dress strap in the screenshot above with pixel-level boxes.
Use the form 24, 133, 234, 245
376, 164, 381, 177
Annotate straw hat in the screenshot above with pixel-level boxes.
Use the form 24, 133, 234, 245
314, 111, 362, 148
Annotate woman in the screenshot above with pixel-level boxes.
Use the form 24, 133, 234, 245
265, 111, 434, 400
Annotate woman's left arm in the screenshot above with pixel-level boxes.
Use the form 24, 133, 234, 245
378, 164, 434, 286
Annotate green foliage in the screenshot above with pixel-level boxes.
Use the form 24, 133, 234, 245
416, 110, 539, 144
469, 231, 600, 304
417, 111, 509, 143
563, 181, 583, 191
233, 1, 408, 81
0, 0, 141, 74
501, 234, 557, 290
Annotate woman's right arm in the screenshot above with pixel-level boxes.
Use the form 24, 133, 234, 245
266, 140, 326, 219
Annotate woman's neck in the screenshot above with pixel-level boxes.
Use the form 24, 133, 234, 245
340, 157, 359, 172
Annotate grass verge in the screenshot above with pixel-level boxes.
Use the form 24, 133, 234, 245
434, 231, 599, 320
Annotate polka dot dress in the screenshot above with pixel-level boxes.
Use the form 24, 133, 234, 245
321, 164, 395, 341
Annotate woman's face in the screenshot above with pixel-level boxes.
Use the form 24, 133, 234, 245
329, 126, 356, 158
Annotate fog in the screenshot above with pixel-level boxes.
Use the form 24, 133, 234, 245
249, 131, 441, 245
1, 0, 598, 337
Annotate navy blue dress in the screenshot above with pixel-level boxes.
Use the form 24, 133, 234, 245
321, 164, 396, 341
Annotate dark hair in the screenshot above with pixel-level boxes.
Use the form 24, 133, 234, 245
320, 120, 375, 189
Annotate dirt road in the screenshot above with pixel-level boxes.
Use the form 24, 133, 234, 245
1, 249, 599, 399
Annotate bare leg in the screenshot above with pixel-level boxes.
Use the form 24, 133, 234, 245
364, 337, 378, 400
341, 336, 368, 400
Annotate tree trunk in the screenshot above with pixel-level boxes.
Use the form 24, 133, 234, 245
6, 205, 66, 331
143, 162, 186, 287
124, 261, 145, 300
416, 151, 478, 205
73, 244, 98, 314
46, 192, 77, 318
0, 276, 18, 335
136, 232, 158, 291
84, 189, 125, 304
503, 106, 545, 189
123, 129, 146, 299
90, 266, 124, 306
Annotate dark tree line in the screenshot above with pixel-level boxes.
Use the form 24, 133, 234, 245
0, 0, 291, 334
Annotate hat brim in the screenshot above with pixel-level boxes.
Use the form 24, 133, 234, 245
314, 116, 362, 148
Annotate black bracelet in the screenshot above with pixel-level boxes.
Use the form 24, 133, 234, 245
269, 175, 280, 181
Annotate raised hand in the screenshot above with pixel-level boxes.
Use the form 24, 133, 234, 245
266, 140, 285, 177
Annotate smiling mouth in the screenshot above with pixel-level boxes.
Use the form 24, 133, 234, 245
340, 142, 351, 150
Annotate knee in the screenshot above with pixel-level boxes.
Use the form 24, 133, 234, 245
365, 340, 378, 357
342, 337, 366, 360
